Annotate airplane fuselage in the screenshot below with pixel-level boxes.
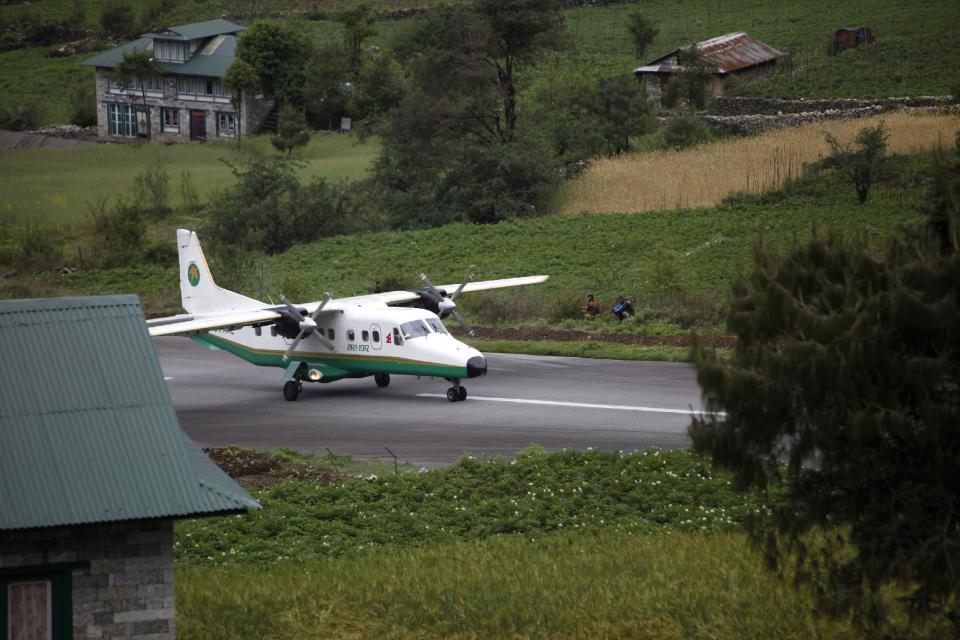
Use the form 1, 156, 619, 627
191, 303, 486, 383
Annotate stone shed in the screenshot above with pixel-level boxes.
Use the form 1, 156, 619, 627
0, 295, 259, 640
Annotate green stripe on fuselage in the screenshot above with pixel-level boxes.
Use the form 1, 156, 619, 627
192, 333, 468, 380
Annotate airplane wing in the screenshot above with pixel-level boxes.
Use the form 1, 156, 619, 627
147, 309, 283, 337
337, 275, 550, 306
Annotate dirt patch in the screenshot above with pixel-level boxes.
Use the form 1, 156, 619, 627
458, 326, 737, 349
0, 129, 95, 149
205, 447, 343, 490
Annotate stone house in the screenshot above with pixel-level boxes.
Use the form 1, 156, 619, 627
634, 32, 785, 104
0, 295, 259, 639
80, 19, 273, 142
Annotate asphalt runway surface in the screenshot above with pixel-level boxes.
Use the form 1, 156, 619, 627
156, 337, 709, 467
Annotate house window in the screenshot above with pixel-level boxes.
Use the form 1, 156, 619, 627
161, 108, 179, 133
107, 103, 136, 137
176, 77, 228, 97
154, 39, 186, 62
108, 76, 163, 93
216, 112, 236, 137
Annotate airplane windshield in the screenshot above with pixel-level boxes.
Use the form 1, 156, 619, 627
426, 318, 448, 334
400, 320, 430, 340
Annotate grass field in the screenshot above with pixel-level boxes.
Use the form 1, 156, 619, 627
0, 132, 378, 226
2, 0, 958, 127
558, 113, 960, 214
177, 530, 858, 640
466, 338, 696, 362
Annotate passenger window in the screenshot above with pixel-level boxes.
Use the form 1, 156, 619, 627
362, 330, 369, 342
254, 326, 262, 336
328, 329, 335, 341
348, 329, 355, 341
372, 330, 380, 342
393, 327, 404, 346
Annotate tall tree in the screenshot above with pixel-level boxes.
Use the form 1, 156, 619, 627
236, 20, 313, 106
627, 13, 658, 59
271, 103, 310, 155
223, 58, 259, 148
336, 3, 377, 73
690, 141, 960, 636
303, 42, 352, 130
112, 50, 165, 140
821, 122, 889, 204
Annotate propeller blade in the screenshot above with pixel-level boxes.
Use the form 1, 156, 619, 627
282, 329, 307, 362
310, 292, 332, 320
279, 294, 302, 318
451, 310, 475, 337
420, 273, 442, 298
450, 274, 472, 301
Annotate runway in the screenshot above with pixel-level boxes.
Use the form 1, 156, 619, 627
156, 337, 708, 467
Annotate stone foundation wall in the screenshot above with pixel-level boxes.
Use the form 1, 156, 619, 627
1, 519, 176, 640
710, 95, 954, 116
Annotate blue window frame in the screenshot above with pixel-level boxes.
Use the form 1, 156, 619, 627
107, 103, 136, 137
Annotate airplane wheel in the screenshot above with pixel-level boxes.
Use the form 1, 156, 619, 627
375, 373, 391, 388
458, 386, 467, 401
283, 380, 302, 402
446, 387, 459, 402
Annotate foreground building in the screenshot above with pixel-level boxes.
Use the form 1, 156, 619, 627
0, 295, 258, 639
634, 32, 785, 104
81, 19, 273, 141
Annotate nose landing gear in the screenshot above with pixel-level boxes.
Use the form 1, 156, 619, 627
283, 380, 302, 401
446, 379, 468, 402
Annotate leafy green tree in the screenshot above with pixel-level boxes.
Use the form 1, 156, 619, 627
691, 146, 960, 636
822, 122, 889, 204
271, 104, 310, 155
336, 3, 377, 73
112, 50, 165, 140
70, 83, 97, 127
303, 42, 352, 130
662, 112, 711, 149
223, 58, 259, 147
351, 51, 407, 126
663, 49, 713, 110
627, 13, 657, 59
236, 20, 313, 105
593, 75, 656, 154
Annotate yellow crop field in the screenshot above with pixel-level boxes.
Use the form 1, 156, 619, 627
558, 112, 960, 214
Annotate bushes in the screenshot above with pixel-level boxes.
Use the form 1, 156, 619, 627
88, 197, 146, 268
662, 113, 711, 149
100, 1, 136, 39
69, 84, 97, 127
0, 102, 44, 131
13, 225, 63, 273
131, 160, 171, 218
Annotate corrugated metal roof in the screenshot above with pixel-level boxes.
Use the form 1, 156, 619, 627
636, 32, 784, 76
81, 34, 238, 77
142, 18, 244, 42
0, 295, 258, 531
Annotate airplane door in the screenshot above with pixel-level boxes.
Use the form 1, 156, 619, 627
370, 324, 382, 350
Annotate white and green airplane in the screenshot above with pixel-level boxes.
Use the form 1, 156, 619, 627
148, 230, 548, 402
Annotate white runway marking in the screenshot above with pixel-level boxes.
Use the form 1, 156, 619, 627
416, 394, 724, 417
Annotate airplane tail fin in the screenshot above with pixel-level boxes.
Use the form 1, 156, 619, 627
177, 229, 264, 315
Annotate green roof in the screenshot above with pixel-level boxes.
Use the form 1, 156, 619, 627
0, 295, 259, 531
142, 18, 244, 41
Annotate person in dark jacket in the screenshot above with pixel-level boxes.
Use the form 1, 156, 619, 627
612, 296, 635, 322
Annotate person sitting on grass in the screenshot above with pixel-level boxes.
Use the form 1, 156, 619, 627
582, 294, 602, 318
612, 296, 635, 322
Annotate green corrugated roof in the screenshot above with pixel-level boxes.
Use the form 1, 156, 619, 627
0, 295, 259, 531
142, 18, 244, 41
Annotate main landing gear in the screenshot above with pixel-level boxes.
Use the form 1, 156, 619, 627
283, 380, 302, 402
374, 373, 391, 388
445, 379, 468, 402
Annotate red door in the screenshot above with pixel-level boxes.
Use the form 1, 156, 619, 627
190, 111, 206, 140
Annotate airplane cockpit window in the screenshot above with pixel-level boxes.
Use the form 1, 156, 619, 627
400, 320, 429, 340
392, 327, 404, 346
426, 318, 448, 334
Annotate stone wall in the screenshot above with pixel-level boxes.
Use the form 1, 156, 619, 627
1, 519, 176, 640
710, 95, 954, 116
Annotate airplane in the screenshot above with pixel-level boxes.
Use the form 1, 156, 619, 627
147, 229, 548, 402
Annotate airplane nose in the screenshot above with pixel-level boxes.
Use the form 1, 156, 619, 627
466, 355, 487, 378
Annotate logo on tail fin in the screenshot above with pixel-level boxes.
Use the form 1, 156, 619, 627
187, 262, 200, 287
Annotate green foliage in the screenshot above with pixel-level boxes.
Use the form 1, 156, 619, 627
131, 159, 171, 218
236, 20, 313, 105
302, 42, 351, 130
820, 121, 889, 204
223, 58, 259, 146
99, 0, 136, 38
88, 197, 146, 267
920, 132, 960, 253
662, 49, 713, 110
179, 170, 202, 212
336, 3, 377, 72
69, 83, 96, 127
662, 113, 711, 150
271, 104, 311, 155
592, 75, 656, 154
691, 158, 960, 633
111, 50, 166, 139
627, 12, 657, 59
350, 50, 407, 126
13, 224, 63, 273
0, 101, 43, 131
176, 447, 768, 566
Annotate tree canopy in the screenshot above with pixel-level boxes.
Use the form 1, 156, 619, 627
236, 20, 313, 105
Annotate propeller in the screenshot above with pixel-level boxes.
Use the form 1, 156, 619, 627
420, 273, 475, 337
280, 292, 335, 361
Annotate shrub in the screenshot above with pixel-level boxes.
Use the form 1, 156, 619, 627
100, 0, 136, 38
70, 84, 97, 127
131, 159, 171, 218
143, 240, 177, 266
627, 13, 657, 59
89, 197, 146, 267
0, 102, 44, 131
819, 121, 889, 204
545, 292, 584, 323
179, 171, 203, 212
14, 224, 63, 273
662, 113, 711, 150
